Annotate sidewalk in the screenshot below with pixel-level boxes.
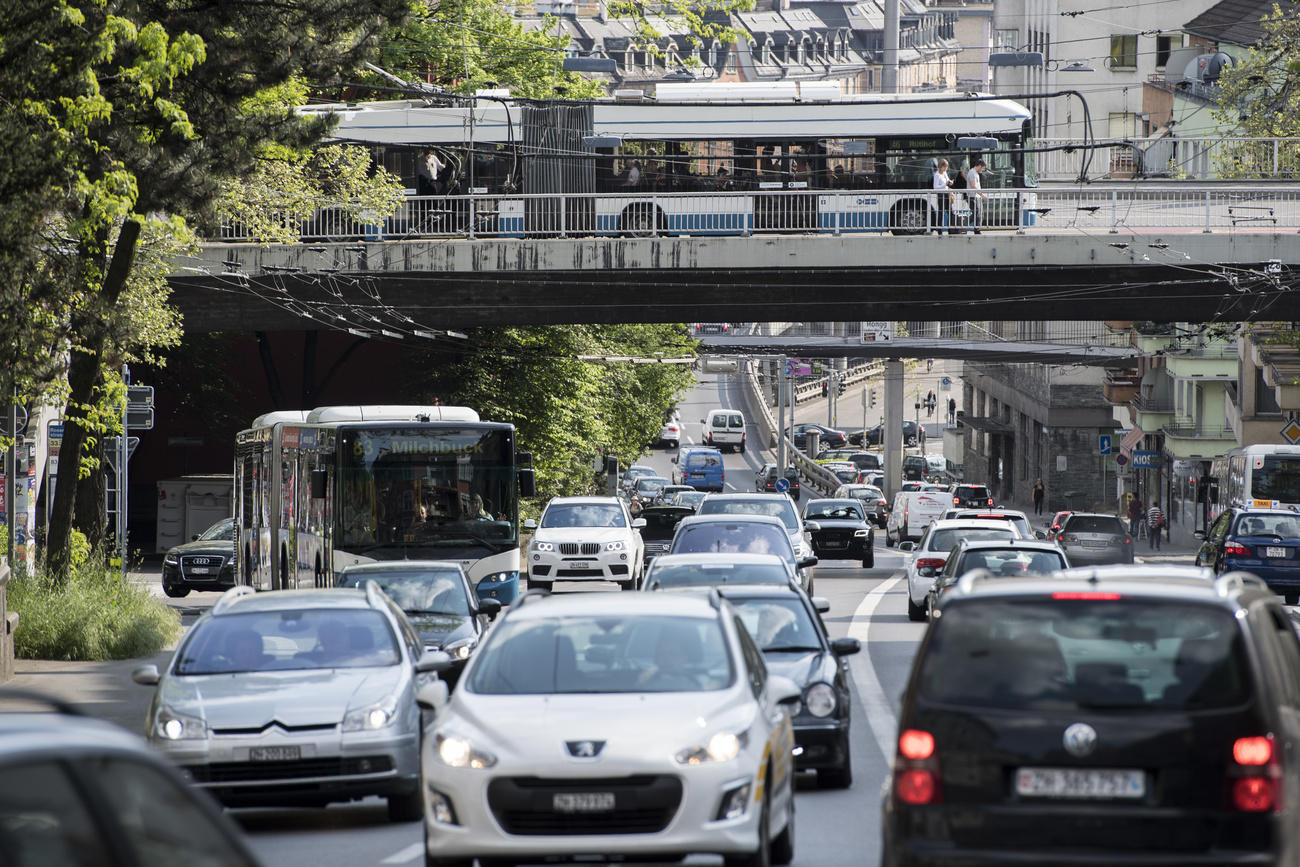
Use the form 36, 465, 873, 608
997, 493, 1200, 560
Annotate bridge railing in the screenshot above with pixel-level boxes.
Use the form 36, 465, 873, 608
216, 186, 1300, 243
1037, 137, 1300, 182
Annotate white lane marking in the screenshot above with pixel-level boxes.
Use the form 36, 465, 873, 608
380, 843, 423, 864
847, 575, 903, 763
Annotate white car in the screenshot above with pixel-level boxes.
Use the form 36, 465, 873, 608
524, 497, 646, 591
885, 486, 951, 546
900, 519, 1018, 622
658, 418, 682, 449
418, 591, 798, 867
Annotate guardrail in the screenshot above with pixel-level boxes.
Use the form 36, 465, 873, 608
1037, 137, 1300, 182
214, 185, 1300, 242
791, 360, 883, 404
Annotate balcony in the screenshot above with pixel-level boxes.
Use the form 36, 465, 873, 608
1101, 369, 1141, 405
1132, 390, 1175, 432
1161, 423, 1237, 459
1165, 345, 1238, 380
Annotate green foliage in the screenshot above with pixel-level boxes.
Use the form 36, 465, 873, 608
372, 0, 604, 98
1213, 3, 1300, 176
9, 561, 181, 660
605, 0, 754, 62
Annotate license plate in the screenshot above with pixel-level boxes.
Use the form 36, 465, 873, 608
1083, 541, 1107, 548
567, 561, 597, 571
250, 746, 301, 762
1267, 547, 1289, 558
1015, 768, 1145, 800
189, 567, 211, 574
553, 792, 616, 813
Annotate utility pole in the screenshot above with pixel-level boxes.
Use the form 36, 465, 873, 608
777, 356, 788, 475
883, 0, 900, 94
883, 361, 904, 500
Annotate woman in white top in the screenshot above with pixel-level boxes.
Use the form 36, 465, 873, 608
931, 158, 952, 234
965, 158, 988, 234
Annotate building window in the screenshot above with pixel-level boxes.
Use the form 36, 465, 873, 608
1155, 34, 1175, 68
1109, 34, 1137, 69
995, 28, 1019, 51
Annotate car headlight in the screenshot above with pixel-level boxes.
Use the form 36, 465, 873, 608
803, 683, 837, 718
164, 553, 179, 565
478, 570, 517, 584
854, 529, 869, 537
531, 541, 554, 552
434, 732, 498, 769
443, 637, 477, 661
676, 730, 749, 765
154, 707, 207, 741
604, 540, 626, 552
343, 697, 398, 732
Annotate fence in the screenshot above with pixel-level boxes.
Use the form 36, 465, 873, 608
1036, 137, 1300, 182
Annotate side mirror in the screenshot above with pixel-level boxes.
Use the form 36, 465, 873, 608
632, 518, 646, 529
798, 556, 819, 570
1035, 530, 1047, 540
131, 664, 160, 686
477, 597, 503, 619
811, 596, 831, 614
803, 521, 821, 532
523, 518, 538, 530
415, 649, 454, 674
1193, 529, 1206, 539
767, 674, 803, 706
699, 419, 706, 425
517, 467, 536, 499
831, 637, 861, 657
190, 534, 199, 541
416, 680, 450, 712
899, 541, 917, 553
310, 468, 328, 499
918, 565, 936, 577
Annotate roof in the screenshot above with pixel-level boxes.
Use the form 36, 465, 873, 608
546, 496, 623, 506
948, 568, 1266, 605
212, 587, 374, 615
701, 493, 795, 502
1054, 564, 1214, 582
678, 513, 787, 527
649, 552, 789, 568
956, 538, 1064, 552
0, 712, 150, 761
1182, 0, 1275, 46
511, 589, 721, 620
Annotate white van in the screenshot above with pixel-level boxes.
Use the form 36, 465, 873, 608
886, 485, 950, 546
701, 409, 746, 453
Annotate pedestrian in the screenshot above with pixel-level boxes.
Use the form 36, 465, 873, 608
621, 159, 642, 187
932, 158, 953, 234
966, 158, 988, 234
415, 149, 436, 196
925, 389, 936, 417
1032, 477, 1045, 515
1146, 500, 1165, 550
1127, 495, 1144, 537
947, 396, 957, 426
918, 424, 927, 450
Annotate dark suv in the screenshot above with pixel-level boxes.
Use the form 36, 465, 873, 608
883, 567, 1300, 866
949, 484, 993, 509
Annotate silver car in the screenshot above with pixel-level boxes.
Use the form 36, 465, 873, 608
134, 584, 450, 821
695, 494, 819, 591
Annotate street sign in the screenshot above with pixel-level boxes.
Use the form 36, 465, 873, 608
1116, 453, 1129, 466
786, 360, 812, 376
939, 376, 952, 390
126, 406, 154, 430
1099, 434, 1112, 455
860, 321, 895, 343
104, 436, 139, 473
1282, 418, 1300, 445
126, 385, 154, 407
775, 478, 791, 493
1132, 450, 1159, 469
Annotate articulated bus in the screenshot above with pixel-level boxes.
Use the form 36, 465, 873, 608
1210, 444, 1300, 520
234, 405, 535, 601
307, 82, 1037, 237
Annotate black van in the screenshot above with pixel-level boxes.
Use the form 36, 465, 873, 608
902, 454, 928, 481
883, 567, 1300, 866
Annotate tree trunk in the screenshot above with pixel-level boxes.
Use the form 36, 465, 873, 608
73, 431, 108, 556
45, 218, 141, 579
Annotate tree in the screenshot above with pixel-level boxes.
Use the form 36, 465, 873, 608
1213, 2, 1300, 175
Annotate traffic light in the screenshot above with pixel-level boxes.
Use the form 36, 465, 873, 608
869, 389, 877, 408
837, 379, 846, 396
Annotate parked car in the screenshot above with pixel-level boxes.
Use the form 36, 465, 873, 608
757, 463, 802, 500
337, 561, 501, 685
524, 496, 646, 591
834, 483, 890, 527
1055, 512, 1134, 566
134, 584, 450, 821
850, 420, 919, 448
924, 538, 1070, 620
161, 517, 235, 598
900, 520, 1017, 621
792, 422, 848, 450
816, 449, 882, 472
0, 690, 264, 865
1195, 507, 1300, 604
883, 567, 1300, 866
802, 498, 875, 568
694, 322, 732, 334
949, 483, 994, 509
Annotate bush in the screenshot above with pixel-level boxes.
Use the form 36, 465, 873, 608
9, 563, 181, 660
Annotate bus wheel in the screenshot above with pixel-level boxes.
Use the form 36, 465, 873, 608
889, 201, 930, 236
622, 204, 663, 237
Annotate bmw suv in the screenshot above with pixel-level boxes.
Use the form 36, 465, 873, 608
883, 566, 1300, 866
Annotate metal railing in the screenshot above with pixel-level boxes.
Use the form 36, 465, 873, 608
1037, 137, 1300, 182
1162, 423, 1236, 439
741, 360, 843, 497
214, 186, 1300, 243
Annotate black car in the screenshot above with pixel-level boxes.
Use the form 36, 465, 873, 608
884, 567, 1300, 866
802, 499, 875, 568
638, 504, 697, 568
1195, 507, 1300, 604
716, 585, 860, 789
757, 462, 802, 500
337, 560, 499, 687
850, 420, 920, 448
949, 484, 993, 509
161, 518, 235, 598
792, 423, 848, 451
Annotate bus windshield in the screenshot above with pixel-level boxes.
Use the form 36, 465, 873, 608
1255, 456, 1300, 503
337, 427, 517, 554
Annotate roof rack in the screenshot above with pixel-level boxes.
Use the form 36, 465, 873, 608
1215, 571, 1270, 597
212, 585, 257, 615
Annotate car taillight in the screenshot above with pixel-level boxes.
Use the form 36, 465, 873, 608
986, 498, 994, 506
1124, 538, 1131, 545
895, 729, 941, 805
1224, 542, 1251, 557
1061, 533, 1077, 543
952, 496, 960, 505
878, 499, 888, 506
916, 558, 945, 570
1230, 736, 1280, 812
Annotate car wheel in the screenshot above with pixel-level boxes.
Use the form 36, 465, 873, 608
907, 594, 926, 622
905, 436, 918, 447
1287, 594, 1299, 606
669, 440, 678, 449
862, 549, 874, 569
163, 583, 190, 598
740, 441, 747, 454
724, 786, 771, 867
817, 739, 852, 790
771, 790, 794, 865
617, 578, 636, 591
387, 787, 423, 822
885, 532, 895, 548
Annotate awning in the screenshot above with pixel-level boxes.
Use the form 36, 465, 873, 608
960, 416, 1014, 434
1120, 426, 1144, 456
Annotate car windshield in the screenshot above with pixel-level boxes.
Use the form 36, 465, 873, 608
1065, 516, 1125, 534
339, 569, 470, 615
926, 527, 1014, 552
198, 519, 235, 542
1233, 514, 1300, 537
673, 491, 707, 508
687, 452, 723, 468
698, 498, 798, 531
648, 561, 790, 587
805, 501, 864, 521
636, 478, 669, 494
639, 508, 694, 539
672, 523, 793, 560
542, 504, 626, 528
468, 615, 734, 694
625, 467, 655, 480
951, 549, 1066, 579
956, 487, 990, 499
917, 600, 1251, 711
1255, 455, 1300, 503
175, 609, 400, 675
730, 597, 823, 652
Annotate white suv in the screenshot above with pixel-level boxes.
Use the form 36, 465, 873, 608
524, 497, 646, 591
